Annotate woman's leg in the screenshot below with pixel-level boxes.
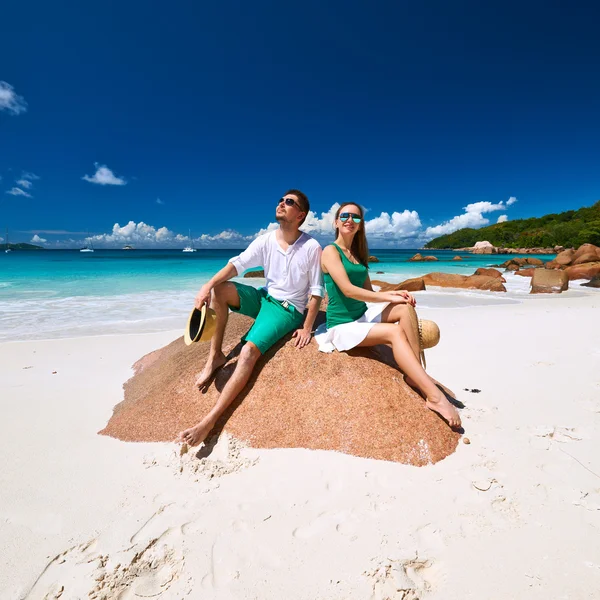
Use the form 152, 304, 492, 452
356, 323, 461, 428
380, 303, 420, 361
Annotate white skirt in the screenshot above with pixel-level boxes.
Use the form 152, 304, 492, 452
315, 302, 390, 353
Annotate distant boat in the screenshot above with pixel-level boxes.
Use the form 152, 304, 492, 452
4, 228, 11, 253
80, 232, 94, 253
182, 229, 197, 253
123, 245, 134, 250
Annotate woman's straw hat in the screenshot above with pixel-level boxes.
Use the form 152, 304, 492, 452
405, 304, 440, 368
184, 305, 217, 346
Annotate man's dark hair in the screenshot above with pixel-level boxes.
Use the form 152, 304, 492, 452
285, 189, 310, 225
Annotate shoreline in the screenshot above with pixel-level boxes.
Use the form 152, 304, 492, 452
1, 273, 597, 344
1, 292, 599, 598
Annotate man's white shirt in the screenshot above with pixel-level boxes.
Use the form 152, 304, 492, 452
229, 230, 324, 313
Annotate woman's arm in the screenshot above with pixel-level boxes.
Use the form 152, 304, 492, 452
363, 274, 374, 292
321, 246, 408, 304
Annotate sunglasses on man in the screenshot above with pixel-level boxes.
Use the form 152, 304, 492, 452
339, 212, 362, 224
277, 197, 302, 210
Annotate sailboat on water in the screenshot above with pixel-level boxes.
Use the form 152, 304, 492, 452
4, 228, 11, 253
80, 232, 94, 253
182, 229, 197, 253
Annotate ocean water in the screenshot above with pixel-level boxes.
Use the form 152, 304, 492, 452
0, 248, 556, 342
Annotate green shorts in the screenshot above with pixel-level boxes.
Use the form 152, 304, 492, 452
229, 283, 304, 354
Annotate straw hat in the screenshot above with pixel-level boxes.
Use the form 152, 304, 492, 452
184, 305, 217, 346
405, 304, 440, 368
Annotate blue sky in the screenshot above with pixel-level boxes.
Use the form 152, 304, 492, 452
1, 0, 599, 248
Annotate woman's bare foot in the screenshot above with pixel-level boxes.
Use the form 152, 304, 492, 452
425, 389, 462, 428
179, 417, 215, 446
195, 352, 227, 391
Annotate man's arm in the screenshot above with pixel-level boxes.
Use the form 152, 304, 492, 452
194, 235, 266, 309
194, 262, 238, 309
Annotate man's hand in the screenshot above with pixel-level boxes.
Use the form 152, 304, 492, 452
195, 283, 212, 309
292, 328, 312, 349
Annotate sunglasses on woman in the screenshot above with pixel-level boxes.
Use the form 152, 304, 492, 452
277, 197, 302, 210
339, 212, 362, 224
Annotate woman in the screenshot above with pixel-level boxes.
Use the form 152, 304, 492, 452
316, 202, 461, 428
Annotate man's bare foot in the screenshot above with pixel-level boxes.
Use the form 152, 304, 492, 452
195, 352, 227, 391
425, 389, 462, 428
179, 418, 215, 446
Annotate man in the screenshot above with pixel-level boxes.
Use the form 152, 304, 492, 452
179, 190, 323, 446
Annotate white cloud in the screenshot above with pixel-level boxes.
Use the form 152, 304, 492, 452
365, 210, 422, 239
254, 204, 422, 243
497, 214, 508, 223
156, 198, 164, 205
0, 81, 27, 115
82, 163, 127, 186
21, 171, 40, 181
198, 230, 254, 246
16, 179, 33, 189
44, 196, 520, 249
90, 221, 179, 247
6, 187, 32, 198
424, 197, 517, 238
31, 234, 47, 243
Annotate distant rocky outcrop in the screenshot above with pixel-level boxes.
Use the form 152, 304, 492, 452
496, 247, 558, 255
408, 253, 438, 262
565, 262, 600, 280
420, 272, 506, 292
530, 269, 569, 294
473, 268, 506, 281
100, 313, 460, 465
372, 277, 426, 292
471, 241, 496, 255
462, 242, 563, 254
368, 256, 380, 263
543, 243, 600, 280
514, 268, 536, 278
452, 256, 463, 261
497, 257, 544, 271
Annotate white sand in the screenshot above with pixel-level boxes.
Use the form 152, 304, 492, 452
1, 290, 600, 599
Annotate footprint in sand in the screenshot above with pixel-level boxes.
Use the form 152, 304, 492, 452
366, 554, 441, 600
25, 519, 186, 599
103, 539, 184, 600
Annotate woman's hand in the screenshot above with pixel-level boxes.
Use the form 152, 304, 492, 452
382, 290, 417, 307
195, 283, 212, 309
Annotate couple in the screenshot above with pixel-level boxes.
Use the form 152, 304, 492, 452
179, 190, 461, 446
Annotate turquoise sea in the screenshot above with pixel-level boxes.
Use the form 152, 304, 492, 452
0, 248, 554, 342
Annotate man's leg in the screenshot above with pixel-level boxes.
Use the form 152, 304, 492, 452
195, 282, 241, 389
181, 341, 262, 445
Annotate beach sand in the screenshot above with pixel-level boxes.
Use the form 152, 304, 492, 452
1, 291, 600, 599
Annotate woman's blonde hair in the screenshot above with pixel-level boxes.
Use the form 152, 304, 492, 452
334, 202, 369, 267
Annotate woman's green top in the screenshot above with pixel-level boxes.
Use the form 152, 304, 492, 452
324, 243, 369, 328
